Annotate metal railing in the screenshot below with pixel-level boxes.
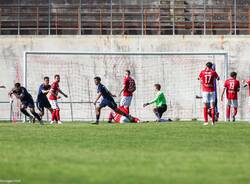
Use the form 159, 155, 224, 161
0, 1, 250, 35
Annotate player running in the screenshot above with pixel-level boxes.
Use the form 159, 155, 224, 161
221, 72, 240, 122
119, 70, 136, 113
198, 62, 220, 125
143, 84, 168, 122
36, 76, 53, 118
93, 76, 133, 125
49, 74, 68, 124
108, 106, 140, 123
9, 83, 43, 124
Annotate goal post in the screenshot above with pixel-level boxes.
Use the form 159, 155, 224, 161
23, 51, 229, 122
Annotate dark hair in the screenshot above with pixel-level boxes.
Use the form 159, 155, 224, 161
14, 83, 21, 88
154, 84, 161, 90
94, 76, 101, 81
206, 62, 213, 68
54, 74, 60, 78
44, 76, 49, 80
230, 72, 237, 78
126, 70, 131, 75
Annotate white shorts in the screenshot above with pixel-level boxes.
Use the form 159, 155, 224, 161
248, 96, 250, 106
49, 100, 59, 110
227, 99, 238, 108
120, 116, 130, 123
120, 96, 133, 107
202, 92, 215, 103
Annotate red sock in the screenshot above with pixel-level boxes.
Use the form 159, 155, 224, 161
51, 110, 56, 121
55, 109, 60, 121
108, 112, 113, 122
233, 107, 238, 116
203, 106, 208, 122
226, 106, 231, 120
211, 108, 215, 123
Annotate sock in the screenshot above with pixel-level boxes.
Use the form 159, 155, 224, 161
96, 114, 100, 123
226, 106, 231, 120
20, 108, 31, 117
51, 110, 56, 121
203, 106, 208, 122
108, 112, 113, 122
154, 111, 161, 121
233, 107, 238, 116
125, 107, 129, 114
31, 111, 41, 121
55, 109, 60, 121
211, 108, 215, 123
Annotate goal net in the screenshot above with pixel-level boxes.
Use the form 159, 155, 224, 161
20, 52, 228, 122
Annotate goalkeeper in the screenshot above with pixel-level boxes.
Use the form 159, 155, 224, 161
143, 84, 168, 122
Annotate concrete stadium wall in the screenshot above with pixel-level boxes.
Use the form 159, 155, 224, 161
0, 35, 249, 121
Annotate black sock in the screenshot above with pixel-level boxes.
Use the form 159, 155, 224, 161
96, 114, 100, 123
154, 111, 161, 121
20, 108, 31, 117
31, 111, 41, 121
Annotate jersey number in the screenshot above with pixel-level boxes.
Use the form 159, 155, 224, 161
204, 74, 212, 84
229, 81, 235, 90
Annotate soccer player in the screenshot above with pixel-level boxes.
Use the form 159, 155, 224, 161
119, 70, 136, 113
9, 83, 43, 124
49, 74, 68, 124
108, 106, 140, 123
36, 76, 53, 118
195, 95, 219, 121
93, 76, 133, 124
143, 84, 167, 122
198, 62, 220, 125
221, 72, 240, 122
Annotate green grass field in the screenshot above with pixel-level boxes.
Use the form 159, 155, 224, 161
0, 121, 250, 184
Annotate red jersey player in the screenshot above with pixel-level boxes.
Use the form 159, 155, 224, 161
108, 106, 140, 123
119, 70, 136, 113
221, 72, 240, 122
49, 74, 68, 124
198, 62, 220, 125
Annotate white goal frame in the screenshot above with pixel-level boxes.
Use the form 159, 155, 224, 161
23, 51, 229, 121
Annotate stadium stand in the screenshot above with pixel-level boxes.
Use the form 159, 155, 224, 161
0, 0, 249, 35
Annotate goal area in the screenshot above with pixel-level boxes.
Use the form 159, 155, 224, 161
20, 51, 229, 122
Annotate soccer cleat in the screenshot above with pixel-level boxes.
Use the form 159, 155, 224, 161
203, 122, 209, 126
57, 121, 63, 124
91, 122, 99, 125
50, 121, 54, 124
211, 122, 215, 126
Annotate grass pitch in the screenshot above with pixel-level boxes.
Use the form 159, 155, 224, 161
0, 121, 250, 184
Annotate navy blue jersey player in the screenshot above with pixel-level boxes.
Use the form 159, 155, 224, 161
93, 76, 132, 124
37, 77, 53, 117
9, 83, 43, 124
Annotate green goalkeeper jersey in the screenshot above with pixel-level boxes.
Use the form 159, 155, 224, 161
150, 91, 167, 107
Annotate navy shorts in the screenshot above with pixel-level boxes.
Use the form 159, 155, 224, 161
99, 98, 117, 110
37, 99, 51, 112
21, 98, 35, 108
